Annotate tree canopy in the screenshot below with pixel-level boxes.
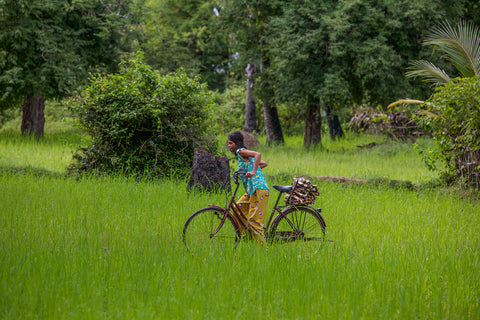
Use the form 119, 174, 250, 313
0, 0, 135, 137
1, 0, 479, 146
135, 0, 230, 91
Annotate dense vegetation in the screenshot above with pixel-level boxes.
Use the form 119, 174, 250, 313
1, 0, 478, 136
68, 53, 216, 177
0, 0, 135, 137
1, 0, 480, 186
420, 77, 480, 188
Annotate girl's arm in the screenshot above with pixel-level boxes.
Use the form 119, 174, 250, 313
238, 149, 264, 177
259, 160, 268, 169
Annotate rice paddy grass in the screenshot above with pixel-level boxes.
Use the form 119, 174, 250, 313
1, 120, 479, 319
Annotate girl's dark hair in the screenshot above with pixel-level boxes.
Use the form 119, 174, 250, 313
228, 131, 246, 150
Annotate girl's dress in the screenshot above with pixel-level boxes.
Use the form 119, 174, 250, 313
235, 148, 269, 243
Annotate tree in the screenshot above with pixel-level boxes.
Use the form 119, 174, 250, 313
407, 19, 480, 84
244, 63, 258, 132
390, 19, 480, 187
267, 0, 450, 147
136, 0, 230, 92
0, 0, 133, 138
464, 0, 480, 26
221, 0, 284, 144
267, 0, 348, 147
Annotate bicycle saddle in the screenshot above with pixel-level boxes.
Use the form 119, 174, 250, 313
272, 185, 293, 193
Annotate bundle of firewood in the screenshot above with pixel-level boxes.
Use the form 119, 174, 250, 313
285, 177, 320, 205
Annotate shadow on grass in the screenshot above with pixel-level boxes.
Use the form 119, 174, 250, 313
0, 165, 63, 178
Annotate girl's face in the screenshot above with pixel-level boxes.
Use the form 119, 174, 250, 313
227, 140, 237, 153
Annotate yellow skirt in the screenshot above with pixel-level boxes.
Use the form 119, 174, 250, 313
235, 189, 269, 244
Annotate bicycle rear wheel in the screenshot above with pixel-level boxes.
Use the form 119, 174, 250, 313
269, 206, 326, 254
183, 207, 240, 252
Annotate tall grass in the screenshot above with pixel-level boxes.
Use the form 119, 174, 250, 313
1, 116, 478, 319
259, 135, 438, 184
0, 107, 85, 174
1, 172, 478, 319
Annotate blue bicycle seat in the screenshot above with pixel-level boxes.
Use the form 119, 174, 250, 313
272, 185, 293, 193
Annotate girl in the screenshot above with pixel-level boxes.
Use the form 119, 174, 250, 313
227, 131, 269, 244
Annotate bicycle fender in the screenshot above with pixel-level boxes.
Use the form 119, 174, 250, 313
207, 204, 225, 211
306, 205, 322, 213
305, 205, 326, 228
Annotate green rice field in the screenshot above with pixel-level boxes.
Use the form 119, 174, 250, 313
1, 122, 479, 319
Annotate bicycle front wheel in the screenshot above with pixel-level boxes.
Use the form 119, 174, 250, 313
269, 206, 326, 253
183, 207, 240, 252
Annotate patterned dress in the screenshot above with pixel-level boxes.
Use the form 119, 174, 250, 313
235, 148, 269, 243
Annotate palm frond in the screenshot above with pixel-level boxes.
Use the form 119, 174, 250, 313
387, 99, 425, 109
425, 20, 480, 77
406, 60, 451, 84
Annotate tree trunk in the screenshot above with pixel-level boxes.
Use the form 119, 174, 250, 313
21, 91, 45, 139
243, 63, 258, 133
325, 104, 344, 140
304, 97, 322, 149
260, 55, 283, 145
263, 99, 284, 145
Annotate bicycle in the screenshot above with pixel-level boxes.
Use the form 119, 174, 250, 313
183, 171, 326, 253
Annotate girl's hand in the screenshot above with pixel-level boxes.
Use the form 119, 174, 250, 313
246, 171, 255, 178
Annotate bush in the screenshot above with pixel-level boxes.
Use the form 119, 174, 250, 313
420, 77, 480, 188
68, 53, 216, 177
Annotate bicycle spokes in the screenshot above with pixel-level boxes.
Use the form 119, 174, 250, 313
269, 206, 325, 253
183, 207, 240, 253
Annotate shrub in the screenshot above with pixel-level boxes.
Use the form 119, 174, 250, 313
68, 53, 216, 177
420, 77, 480, 188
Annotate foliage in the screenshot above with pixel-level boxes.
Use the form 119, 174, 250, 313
134, 0, 229, 91
221, 0, 285, 145
220, 0, 277, 77
267, 0, 451, 109
407, 20, 480, 84
0, 0, 134, 109
211, 84, 247, 134
0, 0, 137, 137
261, 0, 454, 145
0, 107, 16, 128
212, 83, 305, 136
68, 53, 216, 178
419, 77, 480, 188
276, 103, 306, 136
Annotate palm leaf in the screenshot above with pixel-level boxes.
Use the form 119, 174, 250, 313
425, 20, 480, 77
406, 60, 450, 84
387, 99, 425, 109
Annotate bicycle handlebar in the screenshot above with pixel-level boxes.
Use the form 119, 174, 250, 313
233, 170, 246, 184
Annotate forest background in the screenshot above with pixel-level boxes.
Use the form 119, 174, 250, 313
1, 0, 479, 140
2, 0, 480, 187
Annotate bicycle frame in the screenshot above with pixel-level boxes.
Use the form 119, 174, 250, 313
206, 174, 248, 237
206, 171, 314, 239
